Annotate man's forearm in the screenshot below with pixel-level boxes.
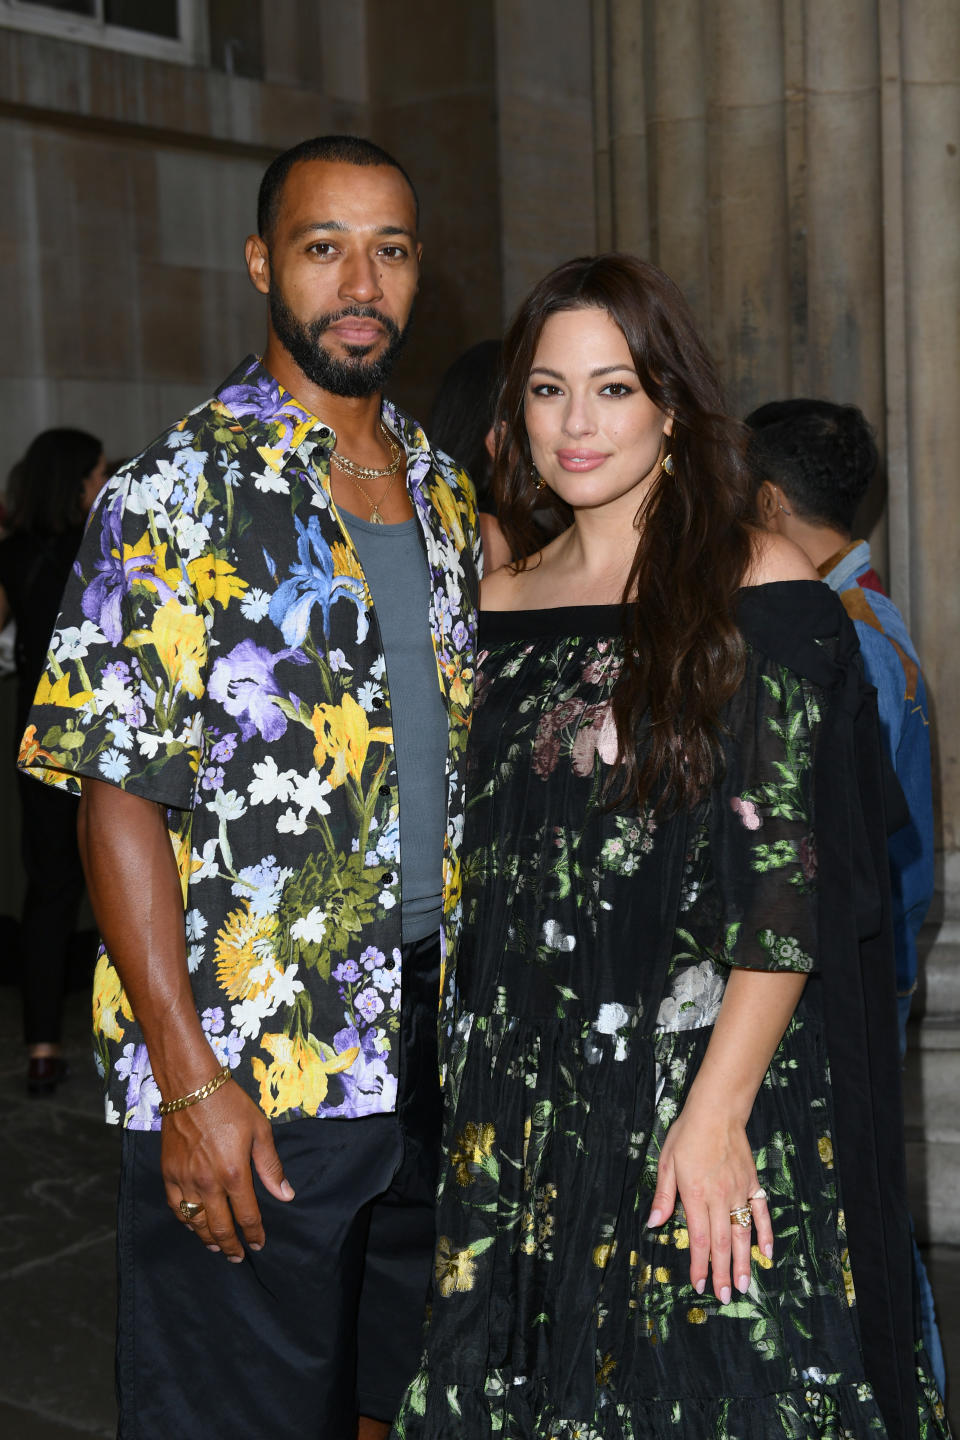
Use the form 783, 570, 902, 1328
78, 778, 218, 1099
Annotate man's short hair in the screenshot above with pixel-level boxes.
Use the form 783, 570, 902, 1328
745, 398, 879, 533
256, 134, 421, 243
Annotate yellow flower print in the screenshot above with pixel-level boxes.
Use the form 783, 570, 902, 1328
430, 480, 467, 548
654, 1266, 670, 1283
187, 553, 248, 608
450, 1121, 496, 1186
252, 1031, 359, 1118
443, 855, 462, 914
309, 692, 392, 788
818, 1135, 834, 1168
214, 901, 278, 1000
330, 541, 367, 586
434, 1236, 477, 1297
673, 1226, 690, 1250
92, 952, 134, 1044
17, 724, 56, 769
687, 1306, 707, 1325
32, 673, 94, 711
127, 597, 206, 698
593, 1241, 617, 1269
840, 1246, 856, 1306
122, 534, 182, 596
751, 1244, 774, 1271
596, 1352, 617, 1386
448, 663, 472, 713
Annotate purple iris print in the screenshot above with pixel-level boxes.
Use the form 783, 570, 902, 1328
81, 492, 177, 645
208, 638, 307, 742
317, 1026, 396, 1118
218, 366, 322, 450
116, 1042, 162, 1130
269, 514, 368, 648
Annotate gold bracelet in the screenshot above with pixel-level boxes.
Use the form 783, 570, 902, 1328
158, 1065, 231, 1116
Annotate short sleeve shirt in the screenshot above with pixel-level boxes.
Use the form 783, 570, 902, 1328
19, 355, 481, 1128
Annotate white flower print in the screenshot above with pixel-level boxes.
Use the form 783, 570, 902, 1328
656, 960, 726, 1032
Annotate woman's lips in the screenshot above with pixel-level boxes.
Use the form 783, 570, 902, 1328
555, 449, 608, 472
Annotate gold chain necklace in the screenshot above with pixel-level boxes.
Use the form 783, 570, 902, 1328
329, 420, 403, 524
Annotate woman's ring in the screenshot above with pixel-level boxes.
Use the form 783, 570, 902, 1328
729, 1204, 752, 1228
179, 1199, 205, 1221
748, 1187, 768, 1203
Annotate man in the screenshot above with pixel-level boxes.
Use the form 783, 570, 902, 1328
19, 135, 480, 1438
746, 396, 944, 1391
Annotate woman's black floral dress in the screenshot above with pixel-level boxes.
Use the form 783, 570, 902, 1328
392, 583, 949, 1439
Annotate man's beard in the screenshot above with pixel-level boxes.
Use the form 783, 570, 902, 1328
268, 287, 411, 399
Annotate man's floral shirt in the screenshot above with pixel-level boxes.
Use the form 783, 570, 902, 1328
19, 355, 480, 1129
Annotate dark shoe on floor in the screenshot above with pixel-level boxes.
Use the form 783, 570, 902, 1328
27, 1056, 69, 1096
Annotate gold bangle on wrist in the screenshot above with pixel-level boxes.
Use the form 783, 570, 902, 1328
158, 1065, 231, 1116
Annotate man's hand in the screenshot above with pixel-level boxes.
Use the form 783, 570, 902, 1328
163, 1081, 294, 1260
77, 778, 295, 1259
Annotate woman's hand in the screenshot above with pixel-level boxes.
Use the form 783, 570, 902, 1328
646, 1092, 772, 1303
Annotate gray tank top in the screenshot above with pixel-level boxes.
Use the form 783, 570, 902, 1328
340, 509, 447, 942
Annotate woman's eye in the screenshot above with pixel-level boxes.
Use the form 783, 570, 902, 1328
601, 382, 633, 397
530, 383, 562, 397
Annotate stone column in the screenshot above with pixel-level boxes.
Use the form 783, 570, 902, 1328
494, 0, 597, 317
803, 1, 888, 563
646, 0, 709, 321
901, 0, 960, 863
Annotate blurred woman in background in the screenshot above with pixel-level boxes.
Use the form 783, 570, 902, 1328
0, 428, 108, 1094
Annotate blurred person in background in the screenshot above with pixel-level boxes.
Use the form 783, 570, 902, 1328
430, 339, 512, 571
747, 396, 944, 1395
0, 428, 108, 1093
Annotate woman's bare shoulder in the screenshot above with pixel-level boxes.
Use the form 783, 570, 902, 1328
742, 530, 819, 586
480, 561, 528, 610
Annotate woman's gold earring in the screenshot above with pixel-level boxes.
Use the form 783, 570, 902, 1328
531, 467, 546, 491
662, 453, 675, 476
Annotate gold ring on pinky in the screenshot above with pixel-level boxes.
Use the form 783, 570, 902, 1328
729, 1205, 752, 1228
748, 1187, 768, 1203
179, 1199, 205, 1221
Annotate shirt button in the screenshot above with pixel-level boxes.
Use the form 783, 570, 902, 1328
381, 870, 395, 884
379, 784, 391, 796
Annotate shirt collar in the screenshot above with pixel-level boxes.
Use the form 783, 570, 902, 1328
818, 537, 871, 592
214, 355, 432, 479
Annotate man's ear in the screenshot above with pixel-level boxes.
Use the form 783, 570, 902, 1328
756, 480, 782, 530
245, 234, 270, 296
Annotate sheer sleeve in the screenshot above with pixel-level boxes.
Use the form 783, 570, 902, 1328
711, 647, 825, 974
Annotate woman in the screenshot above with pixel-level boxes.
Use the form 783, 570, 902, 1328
391, 257, 947, 1437
0, 428, 108, 1093
429, 340, 513, 572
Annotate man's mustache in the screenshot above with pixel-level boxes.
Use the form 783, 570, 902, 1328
312, 305, 401, 343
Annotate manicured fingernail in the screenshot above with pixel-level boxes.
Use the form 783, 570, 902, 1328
764, 1243, 773, 1260
720, 1286, 731, 1305
737, 1273, 749, 1293
206, 1245, 220, 1252
228, 1254, 244, 1264
694, 1278, 706, 1295
249, 1243, 263, 1252
280, 1180, 295, 1200
646, 1211, 660, 1228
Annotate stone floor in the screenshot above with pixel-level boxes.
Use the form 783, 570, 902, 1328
1, 985, 958, 1438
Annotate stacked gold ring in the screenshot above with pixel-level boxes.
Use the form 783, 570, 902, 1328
729, 1204, 752, 1228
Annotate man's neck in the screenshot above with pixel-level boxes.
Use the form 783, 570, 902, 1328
261, 340, 384, 451
785, 517, 852, 572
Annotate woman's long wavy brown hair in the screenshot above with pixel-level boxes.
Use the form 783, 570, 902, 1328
494, 253, 756, 813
